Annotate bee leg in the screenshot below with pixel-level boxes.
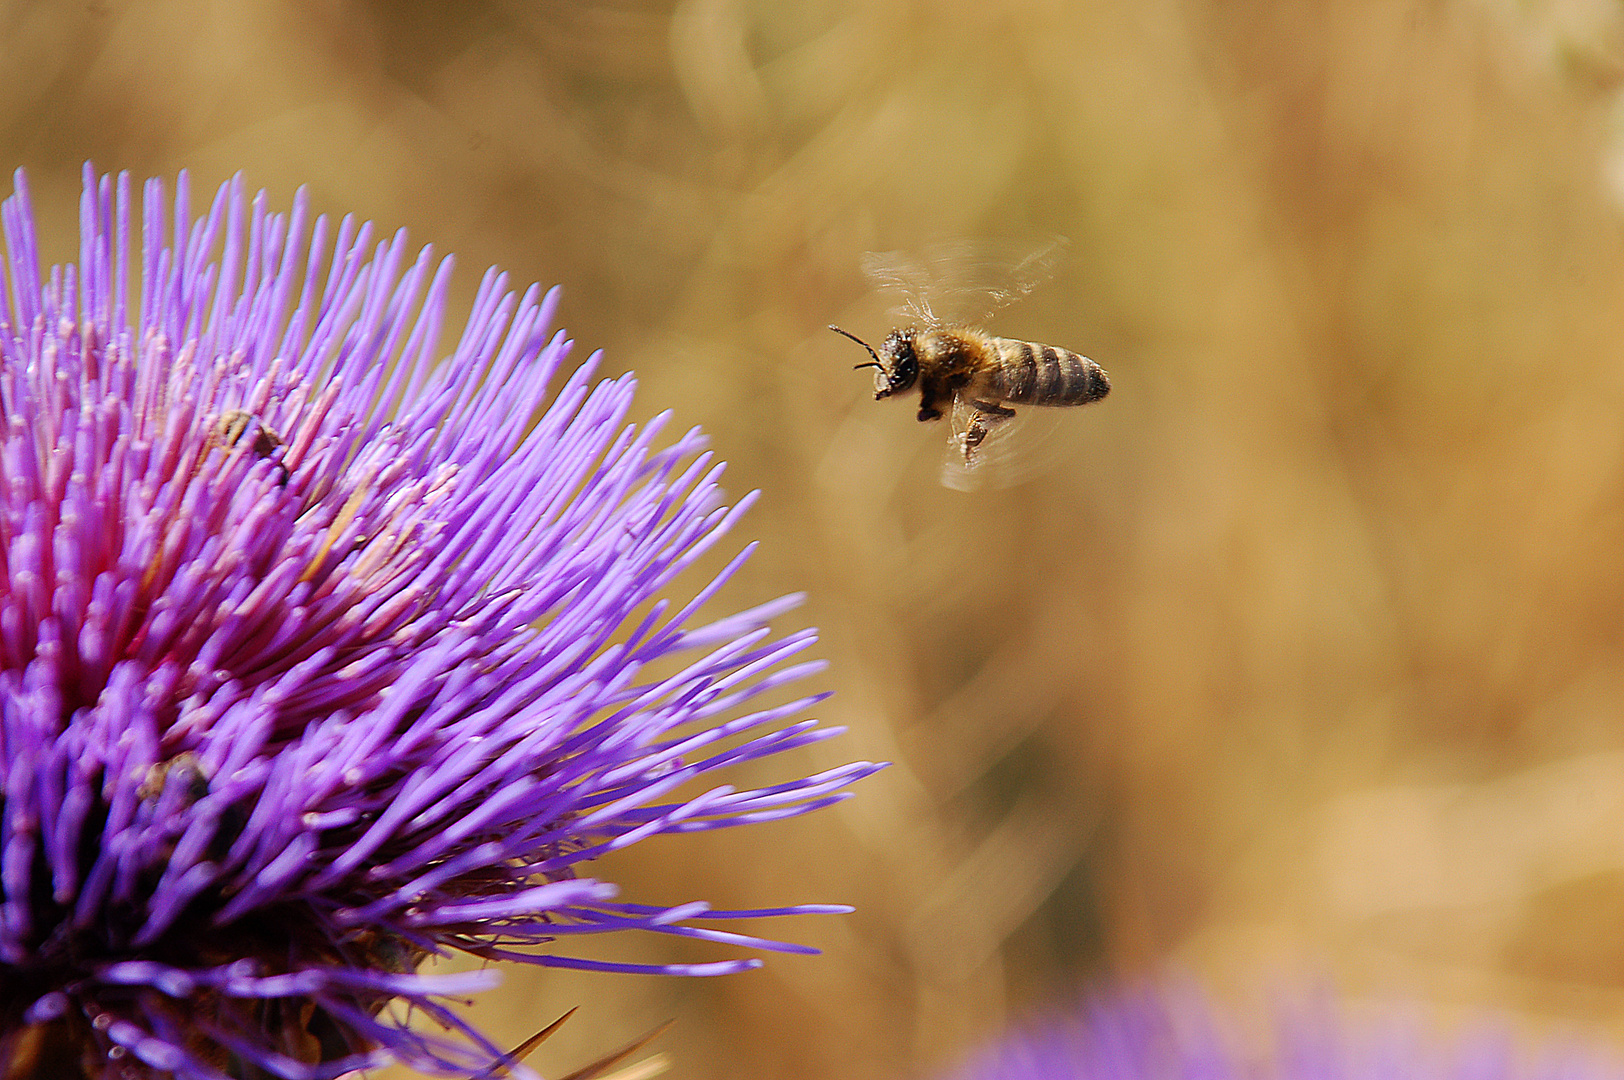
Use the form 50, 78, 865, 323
961, 419, 988, 460
962, 401, 1016, 459
917, 381, 952, 422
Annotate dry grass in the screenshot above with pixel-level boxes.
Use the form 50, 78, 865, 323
10, 0, 1624, 1076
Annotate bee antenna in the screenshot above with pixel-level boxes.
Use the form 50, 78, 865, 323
829, 325, 883, 370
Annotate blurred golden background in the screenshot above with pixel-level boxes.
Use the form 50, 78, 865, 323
10, 0, 1624, 1076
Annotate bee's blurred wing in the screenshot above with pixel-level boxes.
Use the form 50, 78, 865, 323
858, 248, 938, 325
939, 393, 1065, 492
861, 236, 1069, 328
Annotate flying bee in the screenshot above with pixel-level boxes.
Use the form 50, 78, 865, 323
831, 237, 1109, 486
830, 324, 1109, 459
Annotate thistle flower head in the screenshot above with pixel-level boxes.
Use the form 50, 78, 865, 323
947, 983, 1624, 1080
0, 166, 879, 1079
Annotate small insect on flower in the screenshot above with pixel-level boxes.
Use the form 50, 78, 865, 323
830, 238, 1109, 489
202, 408, 289, 483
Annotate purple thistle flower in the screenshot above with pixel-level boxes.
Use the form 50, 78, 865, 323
945, 982, 1624, 1080
0, 166, 881, 1079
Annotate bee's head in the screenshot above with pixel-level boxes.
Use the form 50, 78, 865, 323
830, 325, 918, 399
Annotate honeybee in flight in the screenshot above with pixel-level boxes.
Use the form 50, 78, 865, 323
830, 238, 1108, 487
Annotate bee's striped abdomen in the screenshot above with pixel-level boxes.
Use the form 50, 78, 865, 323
987, 338, 1109, 406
